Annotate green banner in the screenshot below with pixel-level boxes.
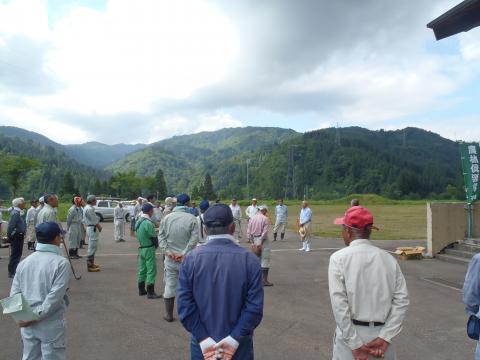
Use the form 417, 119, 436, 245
460, 142, 480, 204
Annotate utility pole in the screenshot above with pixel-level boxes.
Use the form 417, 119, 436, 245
335, 123, 341, 146
285, 145, 300, 200
246, 158, 251, 200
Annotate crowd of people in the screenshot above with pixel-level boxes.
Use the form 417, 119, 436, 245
1, 193, 415, 360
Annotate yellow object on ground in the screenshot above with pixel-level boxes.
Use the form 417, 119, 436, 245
395, 246, 425, 260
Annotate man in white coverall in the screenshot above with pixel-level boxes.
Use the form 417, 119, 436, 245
66, 196, 83, 259
84, 195, 102, 272
114, 202, 126, 242
10, 222, 70, 360
329, 206, 409, 360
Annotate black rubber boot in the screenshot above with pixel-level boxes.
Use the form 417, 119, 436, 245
138, 282, 147, 296
75, 249, 82, 259
273, 233, 277, 241
281, 233, 285, 241
163, 297, 175, 322
69, 249, 75, 259
262, 268, 274, 287
147, 284, 162, 299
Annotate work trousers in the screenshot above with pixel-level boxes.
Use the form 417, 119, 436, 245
253, 236, 271, 268
21, 317, 66, 360
163, 256, 181, 299
190, 336, 254, 360
8, 233, 24, 276
273, 222, 287, 235
138, 247, 157, 285
86, 227, 99, 257
301, 221, 312, 246
130, 218, 136, 233
233, 219, 243, 239
332, 325, 396, 360
114, 220, 125, 241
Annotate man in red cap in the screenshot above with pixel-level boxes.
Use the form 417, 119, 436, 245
329, 206, 409, 360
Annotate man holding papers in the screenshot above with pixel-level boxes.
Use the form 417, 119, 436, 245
10, 221, 70, 360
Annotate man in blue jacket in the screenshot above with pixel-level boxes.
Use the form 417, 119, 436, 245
7, 197, 26, 278
177, 204, 264, 360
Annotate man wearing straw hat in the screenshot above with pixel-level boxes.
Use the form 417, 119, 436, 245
298, 201, 312, 252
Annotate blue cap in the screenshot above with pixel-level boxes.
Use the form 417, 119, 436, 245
199, 200, 210, 211
36, 222, 66, 243
142, 203, 154, 213
177, 194, 190, 205
203, 204, 233, 227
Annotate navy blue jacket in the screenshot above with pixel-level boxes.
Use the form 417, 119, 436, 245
177, 235, 264, 342
7, 209, 26, 238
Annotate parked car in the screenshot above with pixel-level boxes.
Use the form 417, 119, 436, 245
94, 199, 131, 222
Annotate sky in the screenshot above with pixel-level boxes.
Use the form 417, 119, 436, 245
0, 0, 479, 145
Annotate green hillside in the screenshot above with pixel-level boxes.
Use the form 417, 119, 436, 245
108, 126, 464, 200
0, 133, 107, 199
65, 142, 146, 168
107, 127, 300, 193
0, 126, 145, 168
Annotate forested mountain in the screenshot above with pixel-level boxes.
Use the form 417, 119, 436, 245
0, 126, 145, 168
108, 127, 299, 193
239, 127, 463, 199
0, 125, 466, 200
0, 133, 107, 199
109, 126, 463, 199
65, 142, 146, 168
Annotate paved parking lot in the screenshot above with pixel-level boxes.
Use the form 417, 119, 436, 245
0, 223, 476, 359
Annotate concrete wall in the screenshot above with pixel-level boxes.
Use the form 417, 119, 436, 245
427, 202, 480, 257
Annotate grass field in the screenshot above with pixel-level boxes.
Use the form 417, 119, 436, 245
241, 195, 429, 240
2, 194, 430, 240
282, 204, 427, 240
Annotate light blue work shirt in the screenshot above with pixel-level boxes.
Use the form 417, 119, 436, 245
275, 205, 288, 224
299, 207, 312, 225
10, 243, 70, 321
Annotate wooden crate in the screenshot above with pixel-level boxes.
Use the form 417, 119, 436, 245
395, 246, 425, 260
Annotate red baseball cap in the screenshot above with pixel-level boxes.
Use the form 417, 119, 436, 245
334, 206, 376, 230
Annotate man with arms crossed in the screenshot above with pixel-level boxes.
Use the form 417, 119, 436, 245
329, 206, 409, 360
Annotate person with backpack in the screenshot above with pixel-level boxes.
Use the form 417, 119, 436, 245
136, 203, 161, 299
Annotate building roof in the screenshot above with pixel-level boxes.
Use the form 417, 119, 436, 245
427, 0, 480, 40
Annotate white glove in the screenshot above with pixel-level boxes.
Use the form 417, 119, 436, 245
200, 337, 217, 360
214, 336, 239, 360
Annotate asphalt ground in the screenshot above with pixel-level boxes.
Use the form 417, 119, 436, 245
0, 222, 476, 359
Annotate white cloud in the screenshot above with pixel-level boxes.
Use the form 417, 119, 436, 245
0, 0, 479, 144
460, 27, 480, 61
